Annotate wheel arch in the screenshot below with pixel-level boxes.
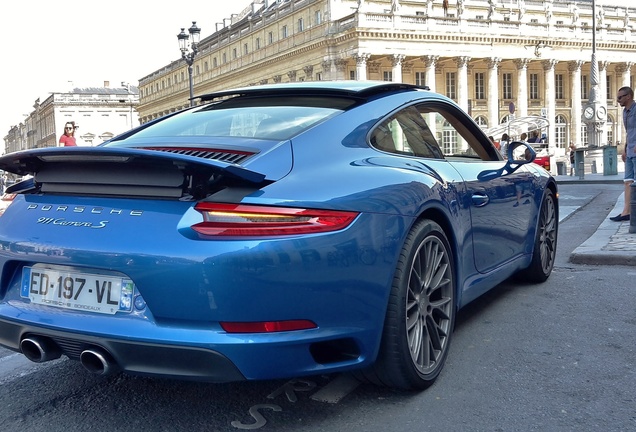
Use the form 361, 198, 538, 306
532, 179, 559, 240
546, 180, 559, 219
411, 205, 461, 312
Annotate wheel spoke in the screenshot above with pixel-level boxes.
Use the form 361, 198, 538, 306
419, 317, 431, 368
426, 315, 442, 351
408, 314, 422, 355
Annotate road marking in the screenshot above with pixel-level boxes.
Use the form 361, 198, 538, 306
267, 379, 316, 403
559, 205, 578, 222
309, 374, 360, 404
0, 352, 65, 384
231, 404, 283, 430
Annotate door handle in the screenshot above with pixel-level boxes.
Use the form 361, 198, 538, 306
471, 194, 489, 207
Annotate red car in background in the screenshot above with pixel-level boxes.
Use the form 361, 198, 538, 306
530, 144, 551, 171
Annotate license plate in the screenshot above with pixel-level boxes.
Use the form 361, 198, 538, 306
21, 266, 134, 315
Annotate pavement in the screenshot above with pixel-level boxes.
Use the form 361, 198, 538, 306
554, 171, 636, 266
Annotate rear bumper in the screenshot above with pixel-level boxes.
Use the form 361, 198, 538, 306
0, 318, 246, 382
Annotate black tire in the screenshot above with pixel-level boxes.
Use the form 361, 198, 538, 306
357, 219, 455, 390
517, 188, 558, 283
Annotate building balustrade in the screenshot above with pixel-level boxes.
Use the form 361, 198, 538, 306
127, 0, 636, 160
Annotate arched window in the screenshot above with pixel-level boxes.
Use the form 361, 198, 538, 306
474, 116, 488, 128
500, 114, 512, 124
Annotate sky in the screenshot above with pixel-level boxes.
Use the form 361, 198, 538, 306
0, 0, 254, 132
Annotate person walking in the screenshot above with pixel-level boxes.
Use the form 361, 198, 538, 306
568, 142, 576, 176
59, 121, 77, 147
500, 133, 510, 157
610, 86, 636, 222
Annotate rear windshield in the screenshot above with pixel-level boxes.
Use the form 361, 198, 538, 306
118, 96, 355, 141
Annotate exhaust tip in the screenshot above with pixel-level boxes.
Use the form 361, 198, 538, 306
20, 337, 62, 363
80, 349, 117, 376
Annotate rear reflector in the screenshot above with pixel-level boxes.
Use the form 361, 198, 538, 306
192, 203, 358, 236
220, 320, 317, 333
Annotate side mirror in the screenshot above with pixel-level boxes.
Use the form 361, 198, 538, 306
507, 141, 535, 164
478, 141, 537, 181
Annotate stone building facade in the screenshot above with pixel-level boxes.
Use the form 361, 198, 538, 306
136, 0, 635, 160
3, 82, 139, 155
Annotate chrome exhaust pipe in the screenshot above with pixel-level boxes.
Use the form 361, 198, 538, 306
79, 349, 117, 376
20, 337, 62, 363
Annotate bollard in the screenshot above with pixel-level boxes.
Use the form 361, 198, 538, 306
578, 161, 585, 180
630, 183, 636, 234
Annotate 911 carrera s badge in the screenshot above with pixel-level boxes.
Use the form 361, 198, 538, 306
36, 217, 108, 229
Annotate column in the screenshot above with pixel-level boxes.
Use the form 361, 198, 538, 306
514, 58, 530, 118
543, 59, 558, 172
391, 54, 405, 83
422, 55, 439, 92
486, 57, 501, 130
568, 60, 584, 147
422, 55, 439, 136
303, 65, 314, 81
599, 61, 609, 143
599, 61, 609, 103
455, 56, 470, 113
616, 62, 634, 145
321, 60, 334, 81
353, 53, 370, 81
334, 59, 349, 81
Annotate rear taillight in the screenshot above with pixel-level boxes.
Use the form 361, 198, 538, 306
192, 203, 358, 237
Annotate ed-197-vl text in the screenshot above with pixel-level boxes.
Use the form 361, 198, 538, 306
29, 271, 118, 305
21, 266, 133, 315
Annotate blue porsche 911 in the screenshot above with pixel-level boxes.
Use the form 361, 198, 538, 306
0, 81, 557, 390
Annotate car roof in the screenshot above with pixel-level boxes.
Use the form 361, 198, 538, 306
198, 80, 430, 103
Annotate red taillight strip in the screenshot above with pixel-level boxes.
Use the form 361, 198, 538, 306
220, 320, 317, 333
192, 203, 358, 237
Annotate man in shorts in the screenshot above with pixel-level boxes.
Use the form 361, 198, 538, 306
610, 86, 636, 222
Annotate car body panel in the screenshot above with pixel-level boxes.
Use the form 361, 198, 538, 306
0, 81, 557, 383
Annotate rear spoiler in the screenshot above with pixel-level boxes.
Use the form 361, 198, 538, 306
0, 147, 266, 183
0, 147, 267, 199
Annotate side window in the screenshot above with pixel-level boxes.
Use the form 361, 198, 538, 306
370, 106, 444, 159
370, 104, 492, 160
431, 111, 481, 158
422, 105, 491, 160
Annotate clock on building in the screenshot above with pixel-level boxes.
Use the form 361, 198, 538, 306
597, 106, 607, 120
583, 106, 594, 120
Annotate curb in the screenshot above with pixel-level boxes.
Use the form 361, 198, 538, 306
554, 174, 623, 185
569, 193, 636, 265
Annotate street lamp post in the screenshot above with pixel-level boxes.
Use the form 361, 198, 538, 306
177, 21, 201, 107
583, 0, 606, 148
